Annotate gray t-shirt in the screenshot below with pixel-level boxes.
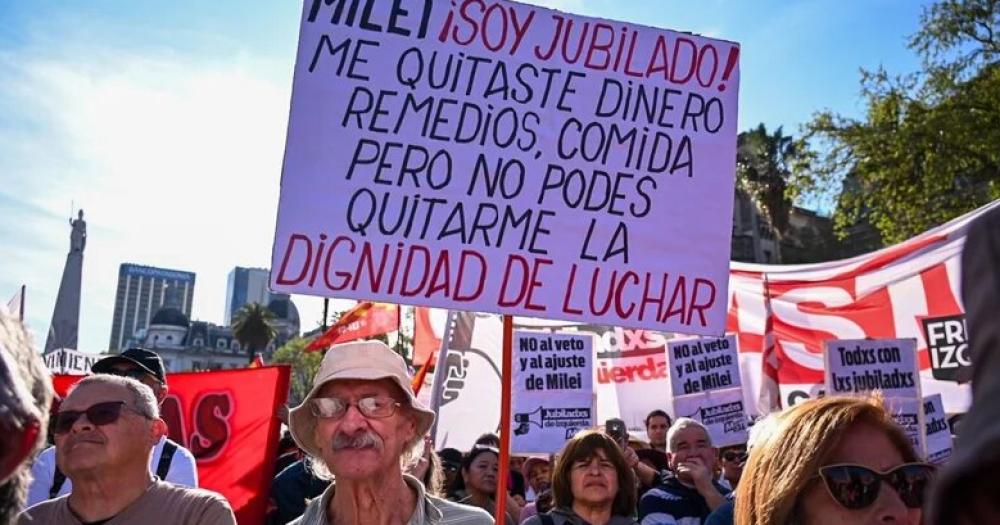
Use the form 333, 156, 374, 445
17, 478, 234, 525
292, 474, 493, 525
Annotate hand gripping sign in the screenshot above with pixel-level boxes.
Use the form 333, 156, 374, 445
271, 0, 740, 335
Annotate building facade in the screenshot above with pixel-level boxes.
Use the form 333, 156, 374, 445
125, 297, 301, 372
224, 267, 289, 325
109, 264, 195, 351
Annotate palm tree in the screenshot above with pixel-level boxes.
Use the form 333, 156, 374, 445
736, 124, 803, 242
232, 302, 277, 364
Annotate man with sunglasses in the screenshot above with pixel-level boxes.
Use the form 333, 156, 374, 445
17, 374, 234, 524
287, 340, 492, 525
25, 348, 198, 507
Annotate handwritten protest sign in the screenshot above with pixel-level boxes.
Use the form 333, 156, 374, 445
673, 387, 747, 447
824, 339, 924, 450
923, 394, 952, 464
824, 339, 920, 398
667, 334, 740, 397
270, 0, 740, 335
512, 331, 594, 452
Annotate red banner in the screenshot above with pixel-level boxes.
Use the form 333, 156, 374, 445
307, 302, 399, 351
54, 366, 290, 525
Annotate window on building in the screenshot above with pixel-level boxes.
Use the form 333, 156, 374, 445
193, 360, 203, 370
166, 335, 173, 342
217, 339, 226, 349
193, 338, 204, 347
231, 341, 240, 352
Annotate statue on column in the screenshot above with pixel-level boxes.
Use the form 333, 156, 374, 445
45, 209, 85, 353
70, 210, 86, 253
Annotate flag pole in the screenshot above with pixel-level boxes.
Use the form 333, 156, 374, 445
322, 298, 329, 331
495, 314, 514, 525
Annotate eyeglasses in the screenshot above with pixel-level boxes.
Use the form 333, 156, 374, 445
53, 401, 148, 435
818, 463, 935, 509
722, 450, 747, 463
310, 396, 401, 419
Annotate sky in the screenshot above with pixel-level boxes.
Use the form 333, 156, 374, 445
0, 0, 930, 354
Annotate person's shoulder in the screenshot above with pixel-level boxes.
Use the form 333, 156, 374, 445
153, 481, 230, 506
430, 495, 494, 525
16, 496, 67, 524
166, 438, 198, 462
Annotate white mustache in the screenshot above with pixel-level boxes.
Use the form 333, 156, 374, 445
331, 432, 382, 451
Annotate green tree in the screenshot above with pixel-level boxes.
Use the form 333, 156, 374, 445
232, 302, 277, 364
799, 0, 1000, 244
736, 124, 807, 262
272, 337, 323, 406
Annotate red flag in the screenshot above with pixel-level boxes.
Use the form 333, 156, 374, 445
306, 302, 399, 351
54, 366, 290, 525
413, 307, 445, 366
411, 356, 433, 396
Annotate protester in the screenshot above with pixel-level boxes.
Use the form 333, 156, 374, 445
644, 410, 672, 453
0, 312, 53, 525
523, 430, 638, 525
705, 415, 784, 525
929, 203, 1000, 524
269, 457, 330, 525
447, 445, 522, 525
717, 445, 746, 490
286, 340, 491, 525
635, 449, 669, 495
26, 348, 198, 507
518, 456, 553, 522
734, 395, 932, 525
405, 436, 445, 497
475, 433, 528, 502
639, 418, 728, 525
17, 375, 235, 524
438, 448, 463, 491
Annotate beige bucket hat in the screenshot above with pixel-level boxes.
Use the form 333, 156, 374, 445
288, 340, 435, 458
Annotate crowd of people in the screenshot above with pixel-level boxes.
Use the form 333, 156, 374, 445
0, 206, 998, 524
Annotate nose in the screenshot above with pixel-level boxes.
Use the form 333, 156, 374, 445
70, 413, 96, 434
336, 403, 370, 434
875, 481, 916, 523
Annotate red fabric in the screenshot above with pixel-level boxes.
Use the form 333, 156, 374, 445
412, 307, 442, 366
411, 356, 433, 395
306, 302, 399, 351
53, 366, 290, 525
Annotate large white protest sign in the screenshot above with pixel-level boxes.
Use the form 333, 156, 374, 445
923, 394, 952, 464
512, 331, 594, 452
673, 387, 747, 447
271, 0, 740, 335
668, 334, 740, 397
43, 348, 104, 375
824, 338, 924, 450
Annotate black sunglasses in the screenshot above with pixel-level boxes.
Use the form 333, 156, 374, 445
818, 463, 935, 509
722, 450, 747, 463
53, 401, 148, 435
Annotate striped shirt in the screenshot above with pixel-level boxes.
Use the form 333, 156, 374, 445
291, 474, 493, 525
638, 477, 730, 525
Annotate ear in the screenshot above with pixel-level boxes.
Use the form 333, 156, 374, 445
150, 418, 168, 444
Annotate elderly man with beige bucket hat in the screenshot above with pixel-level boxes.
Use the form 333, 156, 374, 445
289, 340, 492, 525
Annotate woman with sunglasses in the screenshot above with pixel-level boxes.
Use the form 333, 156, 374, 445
447, 445, 522, 525
734, 395, 934, 525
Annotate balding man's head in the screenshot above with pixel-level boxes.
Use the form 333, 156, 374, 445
54, 375, 165, 480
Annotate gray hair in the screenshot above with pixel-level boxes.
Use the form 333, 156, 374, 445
667, 417, 713, 453
0, 312, 53, 524
69, 375, 160, 419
